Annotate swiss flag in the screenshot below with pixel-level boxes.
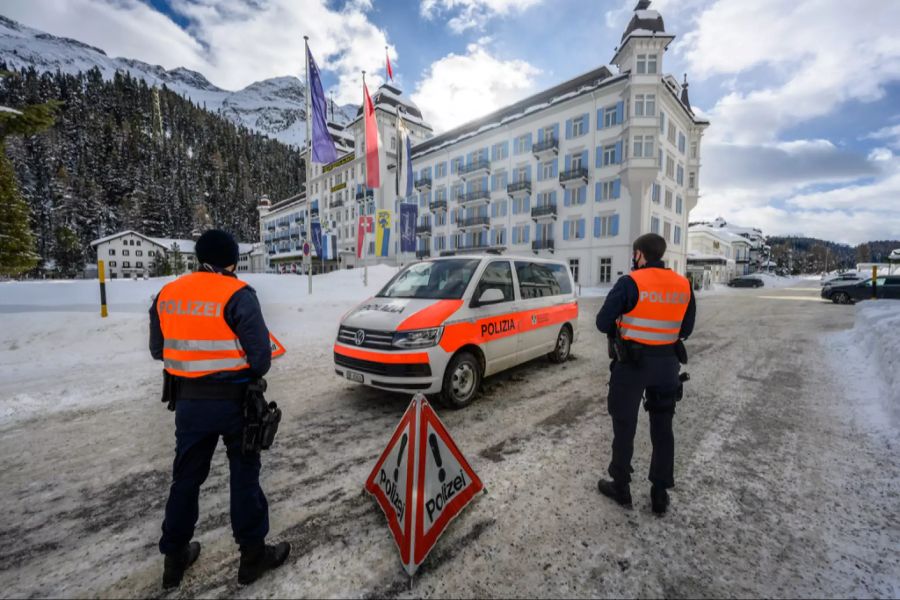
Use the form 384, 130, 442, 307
363, 82, 380, 189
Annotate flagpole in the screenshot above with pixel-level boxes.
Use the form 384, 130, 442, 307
362, 70, 368, 288
396, 104, 406, 266
385, 45, 389, 82
304, 35, 313, 295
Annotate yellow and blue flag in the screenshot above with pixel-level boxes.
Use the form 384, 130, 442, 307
375, 209, 391, 257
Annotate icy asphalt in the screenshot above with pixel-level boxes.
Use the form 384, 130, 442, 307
0, 280, 897, 598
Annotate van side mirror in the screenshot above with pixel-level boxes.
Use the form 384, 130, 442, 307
476, 288, 505, 306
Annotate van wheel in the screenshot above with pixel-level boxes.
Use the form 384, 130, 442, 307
548, 326, 572, 363
441, 351, 481, 409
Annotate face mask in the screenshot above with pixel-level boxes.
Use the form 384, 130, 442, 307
632, 252, 640, 271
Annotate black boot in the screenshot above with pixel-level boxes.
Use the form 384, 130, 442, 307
651, 486, 670, 515
162, 541, 201, 589
597, 479, 632, 508
238, 542, 291, 585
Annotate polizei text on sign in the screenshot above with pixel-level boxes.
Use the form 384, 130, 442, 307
425, 469, 467, 523
378, 469, 405, 521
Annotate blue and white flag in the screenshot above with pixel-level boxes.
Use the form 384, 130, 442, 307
307, 44, 338, 164
311, 221, 323, 258
400, 203, 417, 253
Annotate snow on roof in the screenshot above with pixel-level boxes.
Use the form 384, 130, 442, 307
688, 224, 747, 244
91, 230, 254, 254
151, 237, 195, 253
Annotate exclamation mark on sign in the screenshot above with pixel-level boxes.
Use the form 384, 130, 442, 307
429, 433, 446, 483
394, 433, 408, 482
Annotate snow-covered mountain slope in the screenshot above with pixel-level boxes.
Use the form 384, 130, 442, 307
0, 15, 355, 147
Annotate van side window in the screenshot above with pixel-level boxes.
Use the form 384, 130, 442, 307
474, 261, 515, 303
515, 261, 562, 298
546, 264, 573, 294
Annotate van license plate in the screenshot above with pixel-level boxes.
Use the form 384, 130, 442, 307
345, 371, 364, 383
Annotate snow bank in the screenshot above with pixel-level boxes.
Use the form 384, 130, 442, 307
829, 302, 900, 393
0, 267, 398, 425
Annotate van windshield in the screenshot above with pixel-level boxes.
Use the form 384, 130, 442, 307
377, 259, 481, 299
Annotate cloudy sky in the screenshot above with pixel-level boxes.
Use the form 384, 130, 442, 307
3, 0, 900, 244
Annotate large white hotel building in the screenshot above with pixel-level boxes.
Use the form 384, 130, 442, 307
258, 1, 708, 287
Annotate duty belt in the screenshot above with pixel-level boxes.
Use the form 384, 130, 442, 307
176, 379, 248, 401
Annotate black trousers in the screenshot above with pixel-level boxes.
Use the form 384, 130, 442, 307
159, 397, 269, 556
606, 353, 680, 489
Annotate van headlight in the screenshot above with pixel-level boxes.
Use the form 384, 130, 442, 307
392, 327, 443, 349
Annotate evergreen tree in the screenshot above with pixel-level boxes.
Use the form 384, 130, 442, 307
51, 225, 81, 277
151, 250, 171, 277
0, 151, 39, 276
0, 78, 58, 277
168, 242, 185, 274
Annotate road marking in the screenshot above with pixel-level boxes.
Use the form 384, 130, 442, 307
759, 296, 830, 302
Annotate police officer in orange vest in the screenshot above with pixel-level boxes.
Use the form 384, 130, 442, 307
595, 233, 695, 515
149, 230, 290, 588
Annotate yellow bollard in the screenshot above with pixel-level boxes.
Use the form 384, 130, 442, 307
99, 260, 108, 317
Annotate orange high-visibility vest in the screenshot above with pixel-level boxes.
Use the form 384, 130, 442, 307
618, 268, 691, 346
156, 272, 249, 378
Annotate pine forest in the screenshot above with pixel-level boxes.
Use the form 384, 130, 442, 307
0, 65, 305, 274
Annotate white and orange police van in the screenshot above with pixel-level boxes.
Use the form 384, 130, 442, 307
333, 255, 578, 408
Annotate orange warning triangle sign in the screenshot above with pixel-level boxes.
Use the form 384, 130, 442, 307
364, 400, 417, 565
365, 394, 483, 576
269, 332, 286, 359
413, 400, 483, 565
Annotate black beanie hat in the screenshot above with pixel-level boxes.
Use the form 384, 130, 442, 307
195, 229, 239, 269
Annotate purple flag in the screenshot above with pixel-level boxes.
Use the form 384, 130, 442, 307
307, 45, 338, 164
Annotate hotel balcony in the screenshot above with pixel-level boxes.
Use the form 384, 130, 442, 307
559, 167, 589, 189
531, 204, 558, 221
532, 137, 559, 160
459, 189, 491, 208
458, 158, 491, 180
532, 239, 555, 253
507, 180, 532, 198
416, 223, 432, 237
457, 215, 491, 231
429, 199, 448, 212
414, 177, 432, 192
330, 198, 344, 209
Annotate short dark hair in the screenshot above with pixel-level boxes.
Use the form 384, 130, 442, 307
633, 233, 667, 263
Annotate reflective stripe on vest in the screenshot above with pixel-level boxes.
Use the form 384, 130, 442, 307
157, 272, 250, 378
164, 357, 249, 373
619, 267, 691, 346
163, 339, 245, 352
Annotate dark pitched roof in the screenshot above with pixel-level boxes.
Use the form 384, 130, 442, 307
622, 0, 666, 42
411, 66, 619, 159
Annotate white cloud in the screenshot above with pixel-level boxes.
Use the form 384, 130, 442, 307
411, 40, 540, 133
868, 147, 894, 162
1, 0, 207, 72
420, 0, 544, 33
864, 122, 900, 150
695, 143, 900, 243
679, 0, 900, 144
3, 0, 396, 104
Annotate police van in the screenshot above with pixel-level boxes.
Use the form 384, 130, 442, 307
334, 255, 578, 408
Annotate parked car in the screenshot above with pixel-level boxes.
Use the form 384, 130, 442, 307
727, 275, 764, 288
820, 271, 865, 286
821, 276, 900, 304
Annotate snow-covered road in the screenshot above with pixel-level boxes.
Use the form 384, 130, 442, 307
0, 277, 897, 598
